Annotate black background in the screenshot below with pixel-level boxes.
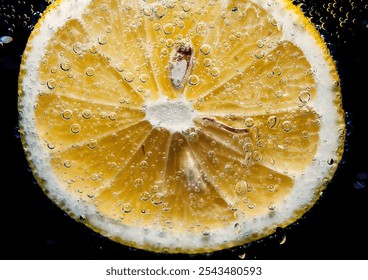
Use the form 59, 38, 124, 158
1, 0, 367, 260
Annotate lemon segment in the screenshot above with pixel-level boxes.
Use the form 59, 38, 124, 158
19, 0, 345, 254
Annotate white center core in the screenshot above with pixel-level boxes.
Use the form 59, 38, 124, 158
145, 96, 197, 133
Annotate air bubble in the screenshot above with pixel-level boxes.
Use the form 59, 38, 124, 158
166, 39, 174, 48
162, 202, 171, 212
47, 79, 56, 89
70, 123, 81, 134
234, 223, 241, 234
302, 130, 311, 139
139, 74, 149, 83
63, 160, 71, 168
153, 22, 161, 31
255, 50, 265, 59
202, 228, 210, 236
244, 118, 254, 127
188, 75, 199, 86
123, 203, 132, 213
140, 191, 150, 201
47, 142, 55, 150
163, 23, 175, 35
200, 44, 211, 55
281, 121, 293, 132
155, 6, 166, 18
203, 58, 212, 67
87, 139, 97, 149
134, 178, 144, 188
210, 67, 220, 77
82, 109, 92, 119
72, 42, 83, 54
123, 72, 134, 82
85, 67, 95, 77
139, 160, 148, 170
151, 193, 163, 205
62, 109, 73, 120
267, 116, 277, 128
98, 34, 108, 45
60, 61, 71, 71
327, 158, 334, 165
108, 112, 118, 121
299, 90, 311, 103
188, 131, 199, 142
235, 180, 248, 196
113, 63, 125, 73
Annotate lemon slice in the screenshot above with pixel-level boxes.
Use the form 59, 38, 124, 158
18, 0, 345, 253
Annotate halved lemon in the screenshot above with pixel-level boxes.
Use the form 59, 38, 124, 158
18, 0, 345, 254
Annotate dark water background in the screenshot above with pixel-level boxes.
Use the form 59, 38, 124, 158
1, 0, 367, 259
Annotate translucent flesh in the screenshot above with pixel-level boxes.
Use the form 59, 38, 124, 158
34, 0, 321, 232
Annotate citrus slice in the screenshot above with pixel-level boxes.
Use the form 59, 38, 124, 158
18, 0, 345, 253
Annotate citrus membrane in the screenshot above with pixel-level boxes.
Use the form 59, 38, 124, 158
18, 0, 345, 253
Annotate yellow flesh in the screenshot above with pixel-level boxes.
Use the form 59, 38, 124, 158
31, 0, 331, 243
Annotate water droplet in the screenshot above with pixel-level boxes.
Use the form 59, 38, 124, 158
70, 123, 81, 134
123, 72, 134, 82
82, 109, 92, 119
98, 34, 108, 45
134, 178, 143, 188
163, 23, 175, 35
200, 43, 211, 55
188, 75, 199, 86
85, 67, 95, 77
123, 203, 132, 213
62, 109, 73, 120
210, 67, 220, 77
281, 121, 293, 132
